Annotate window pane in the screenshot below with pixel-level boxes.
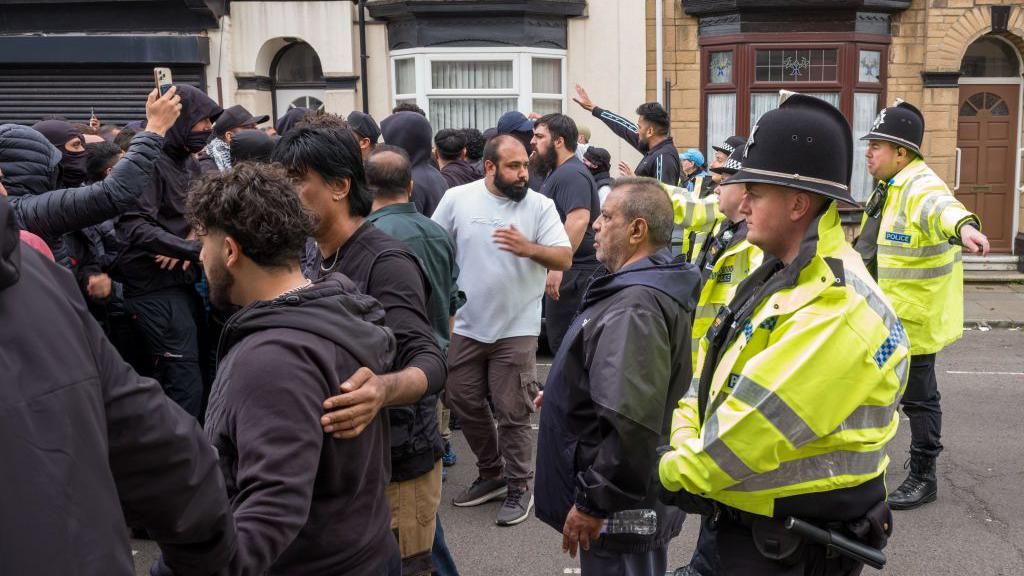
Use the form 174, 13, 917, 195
395, 59, 416, 95
428, 97, 518, 131
709, 52, 733, 84
750, 93, 779, 127
852, 93, 879, 203
275, 43, 324, 83
532, 58, 561, 94
859, 51, 881, 83
961, 37, 1021, 78
533, 98, 562, 116
754, 49, 839, 83
431, 61, 514, 90
706, 93, 737, 165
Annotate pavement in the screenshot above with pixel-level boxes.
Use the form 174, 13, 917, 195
964, 283, 1024, 328
129, 329, 1024, 576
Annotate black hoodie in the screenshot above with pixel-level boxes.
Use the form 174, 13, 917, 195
536, 249, 700, 553
381, 112, 449, 216
191, 273, 399, 576
114, 85, 222, 296
0, 195, 237, 576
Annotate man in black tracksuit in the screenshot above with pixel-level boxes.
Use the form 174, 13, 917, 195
115, 84, 222, 420
573, 85, 680, 186
536, 178, 699, 575
273, 123, 447, 575
151, 163, 400, 576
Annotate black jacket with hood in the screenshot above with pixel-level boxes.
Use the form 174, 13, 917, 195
0, 124, 164, 266
190, 273, 399, 576
381, 112, 449, 216
114, 85, 222, 296
0, 195, 236, 576
535, 249, 700, 553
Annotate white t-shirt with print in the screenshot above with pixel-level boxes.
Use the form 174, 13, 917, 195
431, 179, 570, 344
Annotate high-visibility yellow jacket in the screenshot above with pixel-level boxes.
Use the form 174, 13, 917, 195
662, 183, 722, 260
691, 222, 764, 372
659, 203, 909, 518
859, 158, 979, 355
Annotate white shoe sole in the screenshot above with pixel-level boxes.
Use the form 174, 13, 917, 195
452, 485, 508, 507
496, 494, 534, 526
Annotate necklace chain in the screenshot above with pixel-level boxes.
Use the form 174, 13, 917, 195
320, 248, 342, 273
278, 279, 312, 299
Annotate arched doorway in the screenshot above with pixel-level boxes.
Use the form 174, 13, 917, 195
957, 36, 1022, 253
272, 42, 326, 121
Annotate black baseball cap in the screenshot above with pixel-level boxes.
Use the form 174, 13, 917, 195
214, 105, 270, 137
347, 111, 381, 143
496, 111, 534, 135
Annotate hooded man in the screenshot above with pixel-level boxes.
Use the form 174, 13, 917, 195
582, 146, 613, 205
32, 120, 88, 188
114, 83, 223, 420
0, 89, 181, 268
275, 107, 310, 138
381, 111, 449, 217
535, 177, 698, 575
200, 104, 270, 173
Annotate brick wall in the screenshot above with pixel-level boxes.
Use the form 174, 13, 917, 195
646, 0, 701, 149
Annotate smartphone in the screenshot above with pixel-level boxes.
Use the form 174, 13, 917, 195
154, 67, 173, 95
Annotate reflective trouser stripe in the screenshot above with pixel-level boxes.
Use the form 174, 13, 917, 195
877, 242, 954, 258
877, 252, 962, 280
727, 448, 886, 492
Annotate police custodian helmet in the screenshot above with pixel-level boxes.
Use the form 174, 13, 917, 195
727, 90, 854, 205
859, 99, 925, 158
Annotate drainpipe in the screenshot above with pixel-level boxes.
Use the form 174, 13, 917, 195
655, 0, 664, 104
359, 0, 370, 112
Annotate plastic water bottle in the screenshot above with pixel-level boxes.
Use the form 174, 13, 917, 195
601, 509, 657, 535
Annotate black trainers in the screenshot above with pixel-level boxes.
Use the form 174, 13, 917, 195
452, 477, 508, 507
496, 485, 533, 526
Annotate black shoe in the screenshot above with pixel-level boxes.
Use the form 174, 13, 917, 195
888, 455, 937, 510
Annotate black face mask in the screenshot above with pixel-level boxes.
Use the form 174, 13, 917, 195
186, 130, 213, 153
61, 149, 87, 187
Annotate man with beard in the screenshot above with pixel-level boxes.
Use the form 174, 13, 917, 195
432, 135, 571, 527
150, 162, 400, 576
531, 113, 601, 354
573, 84, 680, 186
273, 123, 447, 575
114, 84, 222, 420
535, 178, 698, 575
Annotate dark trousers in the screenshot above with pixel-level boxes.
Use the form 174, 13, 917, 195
445, 334, 538, 488
544, 266, 599, 354
901, 353, 942, 458
579, 545, 668, 576
125, 286, 203, 420
688, 515, 862, 576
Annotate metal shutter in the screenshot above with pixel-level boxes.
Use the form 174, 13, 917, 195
0, 65, 206, 126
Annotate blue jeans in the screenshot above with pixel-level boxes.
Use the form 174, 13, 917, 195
431, 513, 459, 576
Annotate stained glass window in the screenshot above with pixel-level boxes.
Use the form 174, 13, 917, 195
859, 50, 881, 83
709, 52, 733, 84
755, 49, 838, 82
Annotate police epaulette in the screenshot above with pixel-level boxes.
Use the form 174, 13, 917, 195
824, 257, 846, 287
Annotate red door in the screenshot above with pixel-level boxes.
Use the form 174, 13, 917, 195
957, 85, 1018, 253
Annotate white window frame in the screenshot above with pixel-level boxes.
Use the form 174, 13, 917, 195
390, 47, 567, 124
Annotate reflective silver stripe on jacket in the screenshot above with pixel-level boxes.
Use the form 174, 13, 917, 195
703, 413, 757, 482
731, 375, 819, 448
918, 194, 958, 233
727, 448, 886, 492
845, 272, 908, 348
877, 242, 955, 258
878, 252, 962, 280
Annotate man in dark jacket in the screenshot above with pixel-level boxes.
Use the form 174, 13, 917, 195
114, 84, 222, 420
573, 85, 680, 186
275, 124, 447, 574
382, 111, 449, 216
536, 177, 699, 575
582, 146, 614, 205
0, 194, 235, 574
435, 128, 482, 187
151, 163, 400, 576
0, 88, 180, 267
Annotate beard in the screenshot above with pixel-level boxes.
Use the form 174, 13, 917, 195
636, 135, 651, 154
205, 257, 236, 312
494, 170, 529, 202
532, 145, 559, 177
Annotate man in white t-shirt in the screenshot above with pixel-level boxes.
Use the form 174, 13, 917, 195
432, 135, 571, 527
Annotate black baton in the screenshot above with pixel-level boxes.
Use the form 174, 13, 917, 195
785, 517, 886, 570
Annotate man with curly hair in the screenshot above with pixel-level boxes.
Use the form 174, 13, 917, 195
151, 163, 400, 576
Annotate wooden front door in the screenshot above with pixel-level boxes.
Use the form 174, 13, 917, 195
957, 84, 1019, 253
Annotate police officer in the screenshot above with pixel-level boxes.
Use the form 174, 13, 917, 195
856, 100, 989, 510
660, 92, 906, 575
689, 144, 763, 372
